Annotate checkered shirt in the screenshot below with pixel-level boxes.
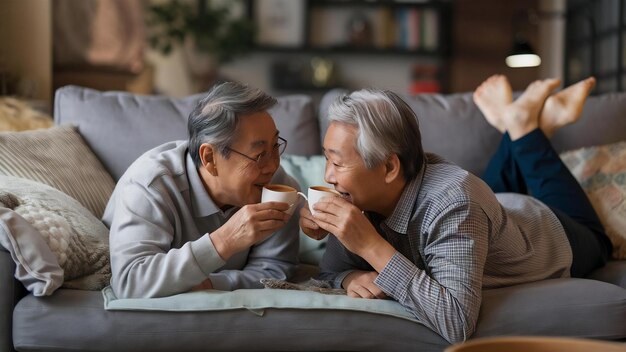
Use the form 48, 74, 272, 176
318, 153, 571, 343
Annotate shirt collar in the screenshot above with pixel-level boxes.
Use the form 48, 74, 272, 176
384, 158, 427, 235
185, 152, 224, 218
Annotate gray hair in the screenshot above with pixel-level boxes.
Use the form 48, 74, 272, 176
188, 82, 277, 167
327, 89, 424, 181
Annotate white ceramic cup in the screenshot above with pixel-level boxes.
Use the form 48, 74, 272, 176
261, 184, 306, 215
306, 186, 341, 214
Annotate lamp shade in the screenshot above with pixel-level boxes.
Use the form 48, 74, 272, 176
506, 40, 541, 68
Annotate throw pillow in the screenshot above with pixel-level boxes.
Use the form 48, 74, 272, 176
0, 97, 53, 131
560, 141, 626, 259
280, 154, 330, 265
0, 176, 111, 296
0, 125, 115, 218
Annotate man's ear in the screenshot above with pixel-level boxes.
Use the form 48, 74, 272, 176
199, 143, 217, 176
384, 154, 402, 184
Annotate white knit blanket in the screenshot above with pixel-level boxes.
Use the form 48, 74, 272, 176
0, 176, 110, 292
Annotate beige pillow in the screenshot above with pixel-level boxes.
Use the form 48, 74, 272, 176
0, 97, 54, 131
0, 125, 115, 218
560, 141, 626, 259
0, 176, 110, 296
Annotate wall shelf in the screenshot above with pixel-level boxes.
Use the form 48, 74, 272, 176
248, 0, 452, 92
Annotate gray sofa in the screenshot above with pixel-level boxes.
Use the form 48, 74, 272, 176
1, 85, 626, 351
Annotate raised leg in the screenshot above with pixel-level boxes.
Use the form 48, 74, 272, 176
475, 75, 611, 276
501, 78, 561, 140
474, 77, 560, 193
473, 74, 512, 134
540, 77, 596, 138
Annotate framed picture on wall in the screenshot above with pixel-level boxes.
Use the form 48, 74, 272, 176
254, 0, 306, 47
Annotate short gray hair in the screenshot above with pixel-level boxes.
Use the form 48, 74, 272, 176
188, 82, 277, 167
327, 89, 424, 181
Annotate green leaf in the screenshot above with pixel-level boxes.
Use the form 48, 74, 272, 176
144, 0, 254, 62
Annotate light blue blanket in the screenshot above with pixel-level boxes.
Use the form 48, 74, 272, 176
103, 286, 420, 323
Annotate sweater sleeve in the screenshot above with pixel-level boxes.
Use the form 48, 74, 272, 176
106, 180, 225, 299
207, 167, 300, 290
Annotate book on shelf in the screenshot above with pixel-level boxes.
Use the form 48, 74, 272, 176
406, 8, 420, 50
381, 7, 439, 51
377, 7, 396, 49
299, 4, 441, 52
421, 9, 439, 51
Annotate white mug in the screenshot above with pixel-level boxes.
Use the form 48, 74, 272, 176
306, 186, 340, 214
261, 184, 306, 215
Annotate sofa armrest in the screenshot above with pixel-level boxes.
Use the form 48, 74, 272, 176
0, 247, 25, 352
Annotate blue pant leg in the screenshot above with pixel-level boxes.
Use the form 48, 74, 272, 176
481, 133, 527, 194
509, 129, 603, 231
510, 128, 611, 276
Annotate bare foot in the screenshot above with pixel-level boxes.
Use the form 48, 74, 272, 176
504, 78, 561, 140
473, 74, 512, 133
540, 77, 596, 137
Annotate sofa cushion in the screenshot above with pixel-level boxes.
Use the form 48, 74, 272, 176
319, 90, 626, 177
271, 94, 321, 156
588, 260, 626, 289
0, 125, 115, 218
560, 140, 626, 259
13, 289, 448, 352
0, 248, 25, 352
551, 92, 626, 154
13, 277, 626, 351
475, 278, 626, 339
54, 85, 320, 181
280, 154, 330, 264
0, 176, 110, 296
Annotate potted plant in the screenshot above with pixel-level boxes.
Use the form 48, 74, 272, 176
146, 0, 255, 80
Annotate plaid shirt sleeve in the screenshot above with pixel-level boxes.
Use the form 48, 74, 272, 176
318, 234, 374, 287
374, 200, 490, 343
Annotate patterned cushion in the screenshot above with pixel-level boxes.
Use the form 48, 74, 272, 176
560, 141, 626, 259
0, 125, 115, 218
0, 176, 110, 296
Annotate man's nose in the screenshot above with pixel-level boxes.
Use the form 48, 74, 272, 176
324, 165, 335, 184
261, 156, 280, 174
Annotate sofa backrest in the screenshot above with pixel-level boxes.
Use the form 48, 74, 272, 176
54, 86, 321, 180
319, 89, 626, 176
55, 85, 626, 180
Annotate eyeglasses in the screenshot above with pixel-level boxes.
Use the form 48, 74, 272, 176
226, 137, 287, 168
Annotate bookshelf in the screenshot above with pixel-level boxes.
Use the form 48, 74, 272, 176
248, 0, 452, 92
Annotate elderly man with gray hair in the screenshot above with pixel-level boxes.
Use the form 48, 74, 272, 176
299, 76, 611, 343
104, 82, 299, 299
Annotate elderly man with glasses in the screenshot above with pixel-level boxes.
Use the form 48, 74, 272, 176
103, 82, 300, 299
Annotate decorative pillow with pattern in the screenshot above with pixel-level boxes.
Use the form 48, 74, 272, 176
0, 125, 115, 218
0, 176, 110, 296
560, 141, 626, 259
